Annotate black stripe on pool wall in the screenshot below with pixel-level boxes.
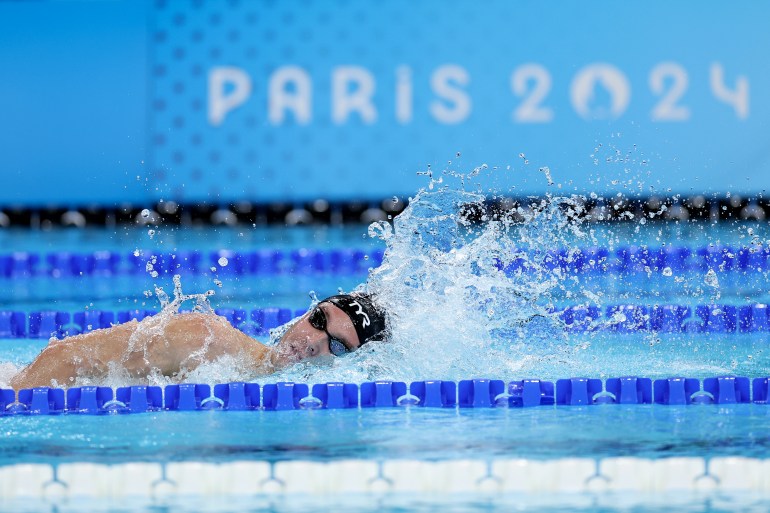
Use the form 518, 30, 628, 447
0, 196, 766, 228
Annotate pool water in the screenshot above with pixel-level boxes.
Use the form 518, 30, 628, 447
2, 210, 770, 511
2, 405, 770, 466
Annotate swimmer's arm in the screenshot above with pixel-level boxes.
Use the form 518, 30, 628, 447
10, 314, 274, 390
10, 320, 140, 390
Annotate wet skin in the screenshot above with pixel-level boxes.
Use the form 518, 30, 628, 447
10, 304, 361, 390
10, 313, 272, 390
272, 302, 362, 366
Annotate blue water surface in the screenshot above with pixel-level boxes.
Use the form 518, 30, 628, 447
1, 221, 770, 513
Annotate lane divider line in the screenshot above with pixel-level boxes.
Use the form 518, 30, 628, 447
1, 376, 767, 415
3, 302, 769, 339
0, 244, 766, 279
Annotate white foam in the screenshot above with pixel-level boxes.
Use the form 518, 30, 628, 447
0, 362, 21, 389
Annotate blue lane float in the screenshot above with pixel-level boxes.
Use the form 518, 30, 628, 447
4, 376, 770, 415
1, 245, 769, 279
212, 382, 260, 410
501, 245, 767, 276
458, 379, 507, 407
654, 378, 705, 405
0, 248, 384, 278
312, 382, 359, 409
0, 311, 25, 338
5, 302, 770, 340
360, 381, 407, 408
115, 385, 163, 413
66, 386, 115, 414
15, 387, 66, 414
702, 376, 751, 404
409, 380, 457, 408
556, 378, 604, 406
263, 382, 309, 411
509, 379, 555, 407
605, 377, 653, 404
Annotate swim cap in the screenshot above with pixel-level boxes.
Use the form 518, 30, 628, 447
323, 293, 388, 346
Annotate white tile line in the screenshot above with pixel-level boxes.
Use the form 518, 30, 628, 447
0, 457, 769, 499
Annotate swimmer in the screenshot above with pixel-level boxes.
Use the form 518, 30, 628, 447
10, 293, 388, 390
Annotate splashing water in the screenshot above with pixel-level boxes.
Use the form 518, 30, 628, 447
154, 274, 216, 315
266, 167, 770, 383
704, 268, 720, 288
73, 276, 252, 389
271, 178, 599, 384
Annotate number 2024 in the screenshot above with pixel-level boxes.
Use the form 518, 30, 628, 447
511, 62, 748, 123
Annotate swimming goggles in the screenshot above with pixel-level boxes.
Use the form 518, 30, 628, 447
308, 304, 351, 357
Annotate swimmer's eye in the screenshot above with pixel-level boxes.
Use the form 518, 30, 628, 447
328, 337, 350, 357
309, 304, 351, 357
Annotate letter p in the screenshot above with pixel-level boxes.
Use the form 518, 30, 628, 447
208, 67, 252, 126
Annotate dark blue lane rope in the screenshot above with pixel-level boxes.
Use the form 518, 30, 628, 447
1, 376, 766, 415
2, 302, 768, 339
0, 248, 383, 278
0, 244, 765, 278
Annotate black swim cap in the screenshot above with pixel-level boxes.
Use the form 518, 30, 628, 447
323, 293, 388, 346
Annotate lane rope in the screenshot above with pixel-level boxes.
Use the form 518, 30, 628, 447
0, 375, 767, 415
2, 302, 769, 339
0, 244, 767, 278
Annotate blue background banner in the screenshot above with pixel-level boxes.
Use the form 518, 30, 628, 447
1, 0, 769, 205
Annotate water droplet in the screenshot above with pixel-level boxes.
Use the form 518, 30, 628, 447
133, 249, 140, 257
148, 229, 155, 239
141, 208, 150, 218
704, 269, 719, 288
218, 257, 229, 267
539, 166, 554, 186
210, 266, 217, 272
368, 220, 393, 241
662, 267, 673, 277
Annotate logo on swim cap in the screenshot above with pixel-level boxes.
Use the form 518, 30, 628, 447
349, 300, 370, 327
323, 293, 387, 345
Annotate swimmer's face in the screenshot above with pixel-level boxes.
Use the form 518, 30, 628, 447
273, 302, 361, 366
